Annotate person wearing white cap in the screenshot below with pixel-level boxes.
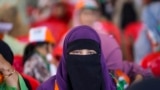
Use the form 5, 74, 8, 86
23, 26, 56, 83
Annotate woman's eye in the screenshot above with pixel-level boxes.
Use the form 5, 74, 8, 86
69, 50, 97, 55
89, 52, 94, 54
88, 51, 96, 55
73, 51, 81, 54
69, 50, 81, 55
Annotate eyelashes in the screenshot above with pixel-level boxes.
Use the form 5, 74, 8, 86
69, 49, 97, 55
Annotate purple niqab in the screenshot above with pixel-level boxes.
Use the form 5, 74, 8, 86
37, 26, 116, 90
56, 25, 115, 90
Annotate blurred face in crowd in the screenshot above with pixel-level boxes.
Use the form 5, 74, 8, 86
26, 0, 54, 23
35, 43, 53, 56
0, 7, 17, 24
30, 7, 52, 22
79, 8, 99, 26
51, 3, 66, 18
0, 7, 19, 32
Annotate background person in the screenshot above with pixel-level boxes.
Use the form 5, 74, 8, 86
0, 40, 28, 90
23, 26, 57, 83
134, 0, 160, 64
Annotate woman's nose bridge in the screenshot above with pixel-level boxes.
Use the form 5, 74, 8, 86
81, 50, 88, 55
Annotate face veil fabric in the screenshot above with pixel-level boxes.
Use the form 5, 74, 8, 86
56, 25, 116, 90
66, 39, 103, 90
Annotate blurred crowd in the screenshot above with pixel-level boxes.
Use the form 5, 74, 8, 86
0, 0, 160, 90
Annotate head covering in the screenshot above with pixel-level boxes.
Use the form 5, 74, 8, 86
75, 0, 99, 10
0, 40, 13, 65
29, 26, 56, 44
56, 25, 115, 90
141, 52, 160, 69
142, 2, 160, 43
149, 56, 160, 77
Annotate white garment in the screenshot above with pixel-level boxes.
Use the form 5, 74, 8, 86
50, 64, 57, 76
